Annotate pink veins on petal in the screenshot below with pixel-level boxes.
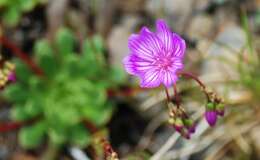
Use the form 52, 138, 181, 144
123, 19, 186, 88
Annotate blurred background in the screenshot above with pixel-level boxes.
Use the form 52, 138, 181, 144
0, 0, 260, 160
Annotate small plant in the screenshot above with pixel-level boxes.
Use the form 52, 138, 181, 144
0, 0, 47, 26
2, 28, 125, 150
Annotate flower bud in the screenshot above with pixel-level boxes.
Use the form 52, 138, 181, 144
205, 111, 217, 126
7, 72, 16, 82
206, 102, 215, 110
173, 118, 184, 132
183, 119, 196, 133
216, 104, 225, 116
188, 124, 196, 134
168, 118, 175, 125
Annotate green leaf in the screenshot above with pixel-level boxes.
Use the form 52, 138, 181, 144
14, 59, 33, 83
81, 104, 113, 126
57, 106, 81, 125
69, 124, 91, 147
19, 0, 37, 11
109, 66, 126, 85
92, 35, 104, 53
48, 126, 67, 145
81, 40, 97, 71
81, 83, 107, 107
3, 6, 21, 26
28, 76, 45, 91
11, 105, 29, 121
63, 54, 86, 77
0, 0, 9, 6
55, 28, 75, 57
19, 121, 46, 149
24, 100, 42, 118
3, 84, 28, 103
34, 39, 58, 76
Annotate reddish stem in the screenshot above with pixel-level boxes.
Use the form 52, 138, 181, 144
177, 71, 206, 89
164, 87, 171, 102
177, 70, 210, 101
0, 36, 44, 76
101, 138, 118, 159
83, 119, 99, 134
173, 83, 181, 108
0, 121, 22, 132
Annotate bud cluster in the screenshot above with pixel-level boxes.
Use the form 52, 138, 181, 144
168, 103, 196, 139
101, 138, 119, 160
0, 61, 16, 88
203, 88, 225, 127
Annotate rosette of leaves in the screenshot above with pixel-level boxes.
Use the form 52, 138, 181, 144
0, 0, 47, 26
3, 28, 125, 149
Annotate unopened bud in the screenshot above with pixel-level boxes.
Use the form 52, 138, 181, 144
168, 118, 175, 125
216, 104, 225, 116
205, 111, 217, 127
206, 102, 215, 110
174, 118, 184, 132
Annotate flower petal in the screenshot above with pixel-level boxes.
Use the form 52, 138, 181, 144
156, 19, 174, 53
140, 69, 161, 88
123, 55, 137, 75
169, 58, 184, 71
161, 70, 178, 87
172, 33, 186, 58
128, 27, 162, 61
123, 54, 155, 76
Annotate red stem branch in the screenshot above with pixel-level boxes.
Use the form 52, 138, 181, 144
164, 87, 171, 102
177, 70, 210, 101
0, 36, 44, 76
173, 83, 181, 108
0, 121, 23, 132
83, 119, 99, 134
177, 71, 206, 89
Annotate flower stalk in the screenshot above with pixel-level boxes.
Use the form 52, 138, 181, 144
101, 138, 119, 160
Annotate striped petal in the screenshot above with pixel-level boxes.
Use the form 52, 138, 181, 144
123, 55, 137, 75
128, 27, 162, 61
140, 69, 161, 88
161, 70, 178, 87
172, 33, 186, 58
156, 19, 174, 54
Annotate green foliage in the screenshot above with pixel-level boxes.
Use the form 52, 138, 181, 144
238, 12, 260, 100
3, 28, 125, 149
0, 0, 47, 26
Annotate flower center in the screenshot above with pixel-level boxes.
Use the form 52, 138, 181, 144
155, 56, 172, 70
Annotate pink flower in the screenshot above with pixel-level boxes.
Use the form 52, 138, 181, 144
123, 19, 186, 88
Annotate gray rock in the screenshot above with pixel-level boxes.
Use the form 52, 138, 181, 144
107, 15, 140, 70
145, 0, 193, 33
187, 14, 214, 40
0, 146, 9, 160
201, 25, 246, 94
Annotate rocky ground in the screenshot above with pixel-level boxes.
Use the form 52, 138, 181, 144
1, 0, 260, 159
